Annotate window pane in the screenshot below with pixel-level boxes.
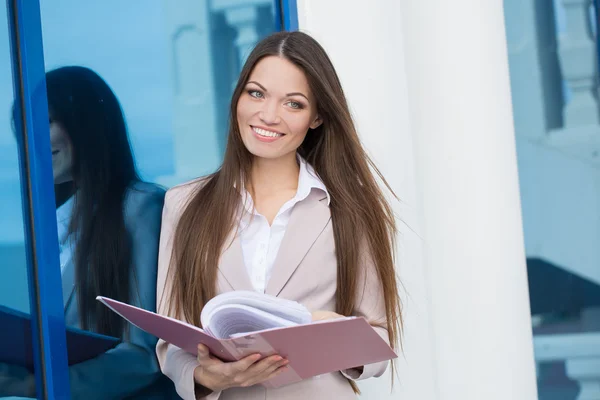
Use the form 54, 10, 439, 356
504, 1, 600, 399
35, 0, 278, 396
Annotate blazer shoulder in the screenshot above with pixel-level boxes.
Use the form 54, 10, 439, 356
123, 181, 166, 221
164, 175, 212, 214
123, 182, 166, 233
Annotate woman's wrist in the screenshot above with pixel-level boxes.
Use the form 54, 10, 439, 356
194, 365, 223, 396
194, 365, 216, 392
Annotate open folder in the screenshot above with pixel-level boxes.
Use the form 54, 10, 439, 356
0, 305, 119, 370
97, 291, 397, 388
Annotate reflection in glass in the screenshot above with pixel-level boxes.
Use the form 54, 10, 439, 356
504, 0, 600, 399
2, 66, 176, 398
0, 0, 280, 396
48, 66, 174, 398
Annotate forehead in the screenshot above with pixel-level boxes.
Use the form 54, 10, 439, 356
248, 56, 311, 96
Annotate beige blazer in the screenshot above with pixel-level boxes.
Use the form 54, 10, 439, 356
156, 180, 391, 400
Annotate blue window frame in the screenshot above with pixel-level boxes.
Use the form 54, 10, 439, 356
7, 0, 71, 397
276, 0, 299, 31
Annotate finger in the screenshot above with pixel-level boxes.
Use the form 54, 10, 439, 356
258, 358, 288, 377
312, 311, 344, 321
247, 355, 284, 376
267, 365, 289, 380
246, 364, 289, 387
197, 344, 210, 363
235, 355, 284, 387
231, 353, 262, 373
244, 357, 288, 386
311, 310, 335, 321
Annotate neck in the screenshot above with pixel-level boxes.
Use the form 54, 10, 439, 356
249, 152, 300, 196
54, 180, 76, 209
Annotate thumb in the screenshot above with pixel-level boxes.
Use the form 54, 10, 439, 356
197, 344, 210, 362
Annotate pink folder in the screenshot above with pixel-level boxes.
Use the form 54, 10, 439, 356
97, 296, 397, 388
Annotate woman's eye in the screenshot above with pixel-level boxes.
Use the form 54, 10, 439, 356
248, 90, 263, 99
286, 101, 303, 109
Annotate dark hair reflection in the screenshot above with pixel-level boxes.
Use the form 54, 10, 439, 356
4, 66, 173, 399
46, 66, 138, 337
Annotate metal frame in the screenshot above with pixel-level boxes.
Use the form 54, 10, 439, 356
7, 0, 71, 398
278, 0, 299, 31
592, 0, 600, 62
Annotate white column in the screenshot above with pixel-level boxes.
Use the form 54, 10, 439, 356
503, 0, 563, 139
297, 1, 438, 399
212, 0, 273, 66
297, 1, 537, 398
159, 0, 222, 187
400, 1, 538, 400
558, 0, 599, 127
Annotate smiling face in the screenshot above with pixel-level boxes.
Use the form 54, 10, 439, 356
236, 56, 322, 163
49, 115, 74, 184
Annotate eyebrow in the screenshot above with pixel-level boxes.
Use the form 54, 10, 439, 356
247, 80, 310, 102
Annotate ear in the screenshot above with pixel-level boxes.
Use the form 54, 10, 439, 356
309, 115, 323, 130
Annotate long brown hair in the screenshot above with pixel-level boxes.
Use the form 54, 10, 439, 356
168, 31, 402, 389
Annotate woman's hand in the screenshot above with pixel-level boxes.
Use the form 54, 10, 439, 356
311, 310, 345, 321
193, 344, 288, 392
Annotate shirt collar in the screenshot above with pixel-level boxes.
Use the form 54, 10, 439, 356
296, 155, 330, 205
56, 195, 74, 244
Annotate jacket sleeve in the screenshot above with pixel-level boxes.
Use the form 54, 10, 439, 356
341, 247, 392, 381
155, 187, 221, 400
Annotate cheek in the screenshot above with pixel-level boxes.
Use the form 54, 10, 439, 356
49, 126, 60, 146
287, 114, 313, 138
236, 100, 244, 120
236, 97, 257, 122
65, 140, 74, 159
50, 125, 69, 148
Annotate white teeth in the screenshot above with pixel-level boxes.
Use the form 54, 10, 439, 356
253, 127, 282, 138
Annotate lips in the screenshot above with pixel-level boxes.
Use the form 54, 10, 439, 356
251, 126, 285, 143
252, 126, 284, 138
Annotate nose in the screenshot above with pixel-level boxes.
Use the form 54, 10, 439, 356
258, 100, 281, 125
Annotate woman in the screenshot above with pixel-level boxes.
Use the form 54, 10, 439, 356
156, 31, 402, 400
1, 66, 175, 399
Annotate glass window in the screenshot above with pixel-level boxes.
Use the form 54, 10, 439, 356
504, 0, 600, 399
3, 0, 280, 397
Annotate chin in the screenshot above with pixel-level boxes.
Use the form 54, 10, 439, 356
53, 171, 72, 185
247, 149, 283, 160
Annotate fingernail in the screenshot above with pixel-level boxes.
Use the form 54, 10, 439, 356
273, 356, 282, 361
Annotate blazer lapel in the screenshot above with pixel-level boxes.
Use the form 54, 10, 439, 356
218, 232, 255, 291
266, 192, 331, 296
